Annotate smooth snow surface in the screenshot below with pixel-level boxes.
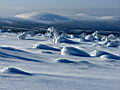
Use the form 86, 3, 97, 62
0, 33, 120, 90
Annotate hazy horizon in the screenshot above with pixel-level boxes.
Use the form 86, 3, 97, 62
0, 0, 120, 17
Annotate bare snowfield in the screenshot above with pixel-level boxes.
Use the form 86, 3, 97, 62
0, 32, 120, 90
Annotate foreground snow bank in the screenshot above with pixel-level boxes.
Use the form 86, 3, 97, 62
61, 47, 90, 57
1, 67, 32, 75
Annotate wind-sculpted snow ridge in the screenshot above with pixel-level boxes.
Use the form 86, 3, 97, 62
57, 59, 76, 64
56, 59, 98, 68
0, 67, 33, 75
0, 46, 28, 53
90, 50, 120, 60
61, 47, 90, 57
33, 43, 60, 51
0, 50, 43, 62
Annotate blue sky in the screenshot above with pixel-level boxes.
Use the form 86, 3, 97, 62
0, 0, 120, 16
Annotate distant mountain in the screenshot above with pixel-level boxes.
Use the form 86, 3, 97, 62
0, 12, 120, 33
15, 12, 71, 24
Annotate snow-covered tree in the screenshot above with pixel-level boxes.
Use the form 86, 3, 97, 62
47, 27, 61, 38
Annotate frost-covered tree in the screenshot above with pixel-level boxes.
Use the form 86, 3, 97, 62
47, 27, 61, 38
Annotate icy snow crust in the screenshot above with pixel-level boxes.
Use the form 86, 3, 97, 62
0, 32, 120, 90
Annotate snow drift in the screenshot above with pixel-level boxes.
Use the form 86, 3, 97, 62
61, 47, 90, 57
33, 44, 60, 51
57, 59, 76, 64
1, 67, 32, 75
90, 50, 120, 60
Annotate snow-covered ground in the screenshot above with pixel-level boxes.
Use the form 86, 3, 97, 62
0, 32, 120, 90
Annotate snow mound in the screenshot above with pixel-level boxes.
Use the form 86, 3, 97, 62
99, 36, 119, 47
85, 34, 95, 41
92, 31, 101, 40
63, 39, 79, 44
53, 36, 66, 43
57, 59, 75, 64
1, 67, 32, 75
61, 47, 90, 57
17, 32, 28, 40
53, 36, 79, 44
70, 35, 75, 39
107, 34, 116, 40
107, 41, 120, 47
99, 37, 110, 45
33, 44, 60, 51
90, 50, 120, 60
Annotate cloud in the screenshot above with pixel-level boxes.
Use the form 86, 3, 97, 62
75, 13, 119, 21
15, 12, 39, 19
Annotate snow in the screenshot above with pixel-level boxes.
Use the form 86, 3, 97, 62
57, 59, 76, 64
1, 67, 32, 75
53, 36, 66, 43
107, 41, 120, 47
17, 32, 28, 40
61, 46, 90, 57
0, 32, 120, 90
85, 34, 95, 41
90, 50, 120, 60
33, 43, 60, 51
